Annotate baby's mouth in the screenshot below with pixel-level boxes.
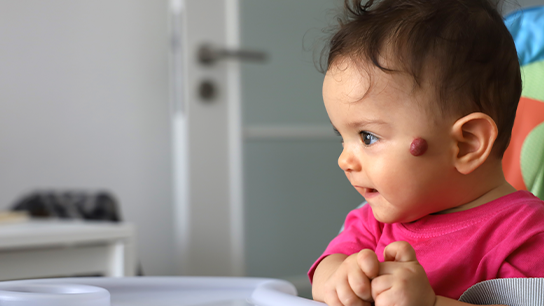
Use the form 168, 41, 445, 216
353, 185, 379, 197
364, 187, 379, 198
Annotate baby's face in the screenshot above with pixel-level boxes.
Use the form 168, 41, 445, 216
323, 60, 460, 223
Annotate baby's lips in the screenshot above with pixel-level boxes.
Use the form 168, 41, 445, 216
353, 185, 376, 191
353, 186, 379, 197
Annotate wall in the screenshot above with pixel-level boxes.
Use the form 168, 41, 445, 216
0, 0, 175, 276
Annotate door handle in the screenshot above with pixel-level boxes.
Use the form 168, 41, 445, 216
198, 44, 268, 66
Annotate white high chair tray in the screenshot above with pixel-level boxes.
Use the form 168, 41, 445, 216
0, 277, 324, 306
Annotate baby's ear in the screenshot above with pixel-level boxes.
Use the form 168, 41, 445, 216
451, 112, 498, 175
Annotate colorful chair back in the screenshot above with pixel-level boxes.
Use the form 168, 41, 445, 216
503, 6, 544, 199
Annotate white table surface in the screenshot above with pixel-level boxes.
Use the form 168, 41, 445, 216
0, 277, 325, 306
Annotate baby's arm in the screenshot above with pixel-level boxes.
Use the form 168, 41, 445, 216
312, 250, 379, 306
373, 241, 506, 306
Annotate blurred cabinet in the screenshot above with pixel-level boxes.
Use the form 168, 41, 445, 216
0, 220, 135, 281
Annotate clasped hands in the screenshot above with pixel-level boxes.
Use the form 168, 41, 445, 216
320, 241, 436, 306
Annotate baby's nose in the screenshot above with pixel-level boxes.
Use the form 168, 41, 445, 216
338, 145, 362, 172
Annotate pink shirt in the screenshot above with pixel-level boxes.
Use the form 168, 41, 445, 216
309, 191, 544, 299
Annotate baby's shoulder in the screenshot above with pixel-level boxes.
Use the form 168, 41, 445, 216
491, 191, 544, 233
499, 191, 544, 214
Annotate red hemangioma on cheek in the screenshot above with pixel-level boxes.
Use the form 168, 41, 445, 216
410, 138, 428, 156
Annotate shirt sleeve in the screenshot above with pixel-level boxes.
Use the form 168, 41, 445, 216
498, 232, 544, 278
307, 204, 383, 282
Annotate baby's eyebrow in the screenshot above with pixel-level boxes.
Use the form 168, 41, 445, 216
330, 119, 387, 134
349, 119, 387, 127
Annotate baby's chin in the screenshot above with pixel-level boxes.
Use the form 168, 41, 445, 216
370, 205, 422, 224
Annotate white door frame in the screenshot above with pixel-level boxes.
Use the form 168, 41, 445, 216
170, 0, 244, 276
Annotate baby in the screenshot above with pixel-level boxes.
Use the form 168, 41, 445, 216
309, 0, 544, 305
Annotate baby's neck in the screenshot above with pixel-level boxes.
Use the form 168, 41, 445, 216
436, 161, 516, 214
437, 181, 516, 214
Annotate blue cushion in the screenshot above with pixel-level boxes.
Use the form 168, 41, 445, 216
505, 6, 544, 66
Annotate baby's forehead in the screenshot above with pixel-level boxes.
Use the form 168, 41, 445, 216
324, 59, 443, 125
325, 59, 426, 103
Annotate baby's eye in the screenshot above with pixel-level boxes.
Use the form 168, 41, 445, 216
360, 131, 379, 146
333, 128, 344, 144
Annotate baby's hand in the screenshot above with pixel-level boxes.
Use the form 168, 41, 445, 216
322, 249, 379, 306
371, 241, 436, 306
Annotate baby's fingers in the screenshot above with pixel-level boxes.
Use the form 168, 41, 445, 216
383, 241, 417, 262
333, 280, 371, 306
370, 275, 394, 305
347, 267, 373, 302
357, 249, 379, 279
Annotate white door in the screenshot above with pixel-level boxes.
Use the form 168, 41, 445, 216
172, 0, 244, 277
175, 0, 363, 292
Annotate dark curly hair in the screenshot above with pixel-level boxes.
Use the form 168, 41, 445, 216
322, 0, 521, 156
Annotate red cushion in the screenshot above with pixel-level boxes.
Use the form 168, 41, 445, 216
503, 97, 544, 190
